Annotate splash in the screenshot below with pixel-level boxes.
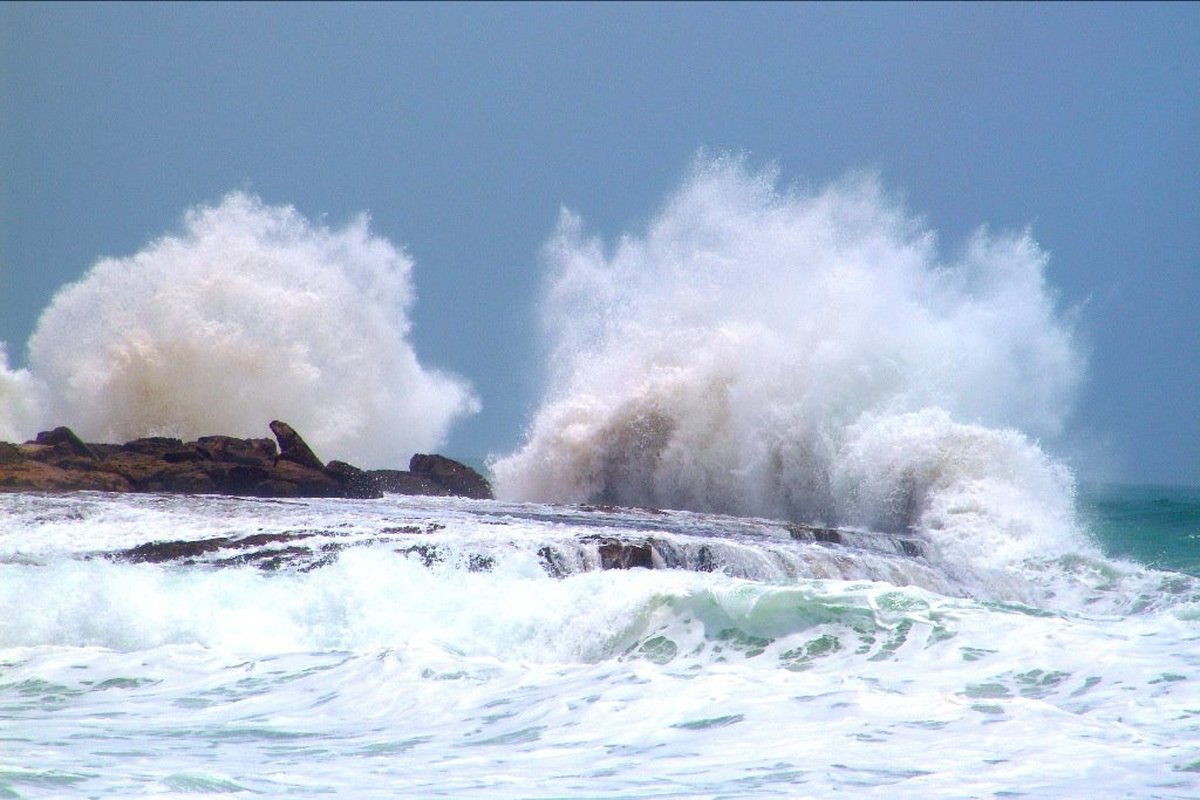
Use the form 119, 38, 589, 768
18, 192, 477, 467
494, 156, 1085, 563
0, 343, 43, 443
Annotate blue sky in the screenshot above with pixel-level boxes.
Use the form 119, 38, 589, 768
2, 3, 1197, 485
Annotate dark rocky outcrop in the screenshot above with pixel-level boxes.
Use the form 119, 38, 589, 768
0, 422, 492, 500
408, 453, 493, 500
594, 538, 656, 569
361, 455, 493, 500
194, 435, 278, 465
365, 469, 450, 497
114, 531, 332, 571
323, 460, 381, 499
94, 500, 927, 579
0, 451, 131, 492
269, 420, 325, 471
103, 519, 928, 578
35, 426, 97, 459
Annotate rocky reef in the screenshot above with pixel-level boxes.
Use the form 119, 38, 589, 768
0, 420, 492, 500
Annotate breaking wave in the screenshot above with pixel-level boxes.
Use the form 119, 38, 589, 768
494, 156, 1086, 565
9, 192, 478, 467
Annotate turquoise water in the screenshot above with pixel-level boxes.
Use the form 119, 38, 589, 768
1081, 484, 1200, 576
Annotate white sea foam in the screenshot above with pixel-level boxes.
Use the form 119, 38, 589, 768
2, 529, 1196, 797
16, 192, 478, 466
494, 156, 1086, 569
0, 494, 1196, 797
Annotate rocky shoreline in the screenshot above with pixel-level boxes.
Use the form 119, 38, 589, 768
0, 420, 492, 500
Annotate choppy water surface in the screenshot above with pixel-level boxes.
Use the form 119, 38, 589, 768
1, 490, 1197, 798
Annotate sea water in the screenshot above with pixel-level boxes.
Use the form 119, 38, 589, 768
1, 157, 1195, 796
0, 488, 1197, 798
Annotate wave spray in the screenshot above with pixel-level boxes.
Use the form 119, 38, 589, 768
16, 192, 478, 466
494, 156, 1085, 568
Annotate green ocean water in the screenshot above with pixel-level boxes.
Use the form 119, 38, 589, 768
1080, 483, 1200, 576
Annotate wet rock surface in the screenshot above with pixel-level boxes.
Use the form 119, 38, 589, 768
95, 504, 929, 583
407, 453, 494, 500
0, 421, 492, 500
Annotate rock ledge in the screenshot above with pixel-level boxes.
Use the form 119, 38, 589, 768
0, 421, 492, 500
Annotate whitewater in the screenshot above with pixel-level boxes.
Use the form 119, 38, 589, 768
1, 158, 1198, 797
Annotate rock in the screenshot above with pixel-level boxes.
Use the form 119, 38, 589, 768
409, 453, 493, 499
785, 523, 842, 545
0, 457, 130, 492
594, 538, 655, 569
33, 426, 97, 460
163, 447, 209, 463
265, 458, 342, 497
102, 456, 262, 496
114, 531, 323, 568
366, 469, 450, 496
0, 420, 490, 501
208, 462, 273, 495
23, 442, 106, 474
269, 420, 324, 471
194, 436, 277, 465
537, 545, 570, 578
0, 442, 23, 465
324, 460, 383, 499
121, 437, 186, 456
101, 450, 181, 491
158, 467, 218, 494
86, 443, 123, 460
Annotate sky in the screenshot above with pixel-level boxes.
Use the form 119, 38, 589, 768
1, 2, 1197, 485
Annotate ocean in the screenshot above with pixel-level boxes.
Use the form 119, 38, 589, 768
2, 158, 1195, 797
0, 485, 1197, 798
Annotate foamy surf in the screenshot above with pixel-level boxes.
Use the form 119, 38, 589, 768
0, 492, 1197, 798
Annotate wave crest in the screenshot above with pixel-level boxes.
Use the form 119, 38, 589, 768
494, 156, 1085, 561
